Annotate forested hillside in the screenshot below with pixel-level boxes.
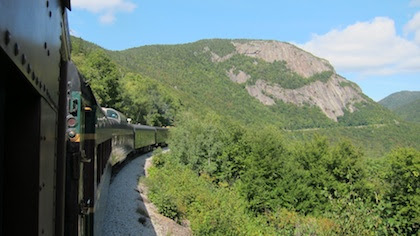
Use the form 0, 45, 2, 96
379, 91, 420, 123
146, 114, 419, 235
107, 39, 396, 129
393, 99, 420, 123
71, 36, 418, 157
70, 37, 419, 235
379, 91, 420, 110
71, 37, 180, 126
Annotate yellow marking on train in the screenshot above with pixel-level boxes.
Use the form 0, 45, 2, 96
84, 134, 96, 140
70, 134, 80, 143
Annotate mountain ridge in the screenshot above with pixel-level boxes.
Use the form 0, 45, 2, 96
379, 90, 420, 122
105, 38, 393, 127
71, 37, 397, 128
70, 36, 419, 158
379, 90, 420, 109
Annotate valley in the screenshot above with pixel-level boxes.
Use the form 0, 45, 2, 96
71, 36, 419, 235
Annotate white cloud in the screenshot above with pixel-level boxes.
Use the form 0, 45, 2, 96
410, 0, 420, 7
69, 29, 79, 37
404, 12, 420, 44
100, 12, 116, 24
298, 16, 420, 75
72, 0, 136, 24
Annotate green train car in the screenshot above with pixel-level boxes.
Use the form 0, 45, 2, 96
133, 124, 157, 151
156, 127, 169, 146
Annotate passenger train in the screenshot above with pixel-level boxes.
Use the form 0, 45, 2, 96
0, 1, 168, 235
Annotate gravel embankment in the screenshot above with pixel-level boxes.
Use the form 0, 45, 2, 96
101, 152, 157, 236
102, 148, 191, 236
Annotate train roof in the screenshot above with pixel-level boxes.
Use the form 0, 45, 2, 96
102, 107, 129, 124
132, 124, 156, 130
155, 126, 169, 130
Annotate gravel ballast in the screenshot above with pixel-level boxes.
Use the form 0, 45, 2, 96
101, 148, 191, 236
101, 152, 157, 236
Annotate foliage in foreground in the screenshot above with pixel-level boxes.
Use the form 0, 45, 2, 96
145, 112, 420, 235
145, 154, 339, 235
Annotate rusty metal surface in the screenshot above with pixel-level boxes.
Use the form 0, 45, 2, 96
0, 0, 64, 109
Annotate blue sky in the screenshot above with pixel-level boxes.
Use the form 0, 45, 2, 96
69, 0, 420, 101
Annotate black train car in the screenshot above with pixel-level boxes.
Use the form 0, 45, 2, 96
65, 65, 142, 235
0, 1, 170, 235
0, 0, 72, 235
65, 67, 170, 235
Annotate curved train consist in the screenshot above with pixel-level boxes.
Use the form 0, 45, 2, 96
0, 1, 167, 235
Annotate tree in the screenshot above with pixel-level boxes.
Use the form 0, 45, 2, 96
82, 50, 123, 108
327, 140, 367, 196
120, 73, 178, 126
383, 148, 419, 234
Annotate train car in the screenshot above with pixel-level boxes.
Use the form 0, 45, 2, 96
0, 0, 71, 235
66, 77, 170, 235
133, 124, 156, 153
65, 61, 116, 235
0, 1, 170, 235
101, 108, 135, 165
155, 127, 169, 147
102, 107, 128, 124
65, 64, 142, 235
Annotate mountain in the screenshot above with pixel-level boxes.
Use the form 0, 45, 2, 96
70, 37, 420, 234
379, 91, 420, 122
107, 39, 395, 129
379, 91, 420, 110
70, 37, 419, 157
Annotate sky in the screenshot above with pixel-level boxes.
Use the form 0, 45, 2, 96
69, 0, 420, 101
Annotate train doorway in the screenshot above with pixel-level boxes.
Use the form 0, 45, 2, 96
1, 48, 42, 235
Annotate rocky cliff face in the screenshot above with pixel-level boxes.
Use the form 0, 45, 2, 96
215, 40, 366, 121
232, 41, 333, 78
246, 76, 365, 121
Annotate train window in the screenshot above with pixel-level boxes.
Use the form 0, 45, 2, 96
106, 110, 119, 120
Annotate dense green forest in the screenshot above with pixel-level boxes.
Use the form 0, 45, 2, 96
71, 37, 180, 126
145, 113, 419, 235
393, 99, 420, 123
106, 38, 396, 130
71, 36, 419, 157
379, 91, 420, 123
71, 37, 419, 234
379, 91, 420, 110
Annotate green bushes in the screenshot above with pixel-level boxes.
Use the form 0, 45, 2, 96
119, 73, 179, 126
382, 148, 420, 234
265, 208, 336, 235
145, 159, 274, 235
326, 194, 385, 235
145, 112, 419, 235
